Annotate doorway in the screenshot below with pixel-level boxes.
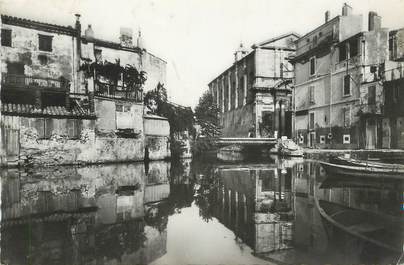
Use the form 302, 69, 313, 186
365, 118, 377, 149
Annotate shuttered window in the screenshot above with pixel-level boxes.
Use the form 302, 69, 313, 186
368, 86, 376, 105
1, 29, 12, 47
38, 34, 53, 52
343, 75, 351, 96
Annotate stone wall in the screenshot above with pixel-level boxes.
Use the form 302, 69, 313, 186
145, 136, 170, 161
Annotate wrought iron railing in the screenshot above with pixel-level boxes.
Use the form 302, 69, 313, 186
94, 80, 143, 102
1, 73, 69, 91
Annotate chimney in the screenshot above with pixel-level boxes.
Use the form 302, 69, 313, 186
325, 10, 330, 23
136, 30, 144, 50
368, 11, 382, 31
120, 27, 133, 48
342, 3, 352, 16
84, 24, 94, 40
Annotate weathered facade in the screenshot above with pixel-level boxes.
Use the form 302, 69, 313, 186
0, 14, 170, 166
208, 33, 300, 138
292, 4, 404, 149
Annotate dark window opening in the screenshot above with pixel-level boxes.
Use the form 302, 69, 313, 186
310, 57, 316, 76
339, 44, 347, 62
368, 86, 376, 105
309, 113, 315, 129
38, 55, 48, 65
38, 34, 53, 52
7, 62, 25, 75
349, 38, 358, 57
343, 75, 351, 95
313, 35, 318, 45
1, 29, 12, 47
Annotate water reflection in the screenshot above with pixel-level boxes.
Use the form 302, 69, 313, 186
1, 157, 403, 265
1, 162, 170, 265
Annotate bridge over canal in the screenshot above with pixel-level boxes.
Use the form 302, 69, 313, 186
216, 137, 278, 147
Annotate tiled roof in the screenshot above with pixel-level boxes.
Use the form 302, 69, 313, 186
1, 103, 96, 119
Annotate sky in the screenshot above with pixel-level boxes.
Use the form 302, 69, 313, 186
1, 0, 404, 108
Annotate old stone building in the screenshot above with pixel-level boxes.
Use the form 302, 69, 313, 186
0, 13, 170, 166
77, 16, 170, 160
292, 4, 404, 149
382, 28, 404, 149
208, 33, 300, 138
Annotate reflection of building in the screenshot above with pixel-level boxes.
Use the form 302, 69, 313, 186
292, 161, 404, 264
212, 163, 294, 254
208, 33, 299, 138
1, 161, 171, 265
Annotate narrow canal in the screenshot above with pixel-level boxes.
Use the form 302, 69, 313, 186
1, 157, 403, 265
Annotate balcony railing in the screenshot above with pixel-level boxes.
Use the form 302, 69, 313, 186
1, 73, 69, 91
95, 80, 143, 102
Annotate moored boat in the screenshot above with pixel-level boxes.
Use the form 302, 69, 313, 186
320, 161, 404, 179
278, 139, 303, 157
330, 156, 404, 170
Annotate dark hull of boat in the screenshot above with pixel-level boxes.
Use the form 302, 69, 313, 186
320, 162, 404, 179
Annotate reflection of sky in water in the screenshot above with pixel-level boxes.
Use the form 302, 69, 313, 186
151, 202, 269, 265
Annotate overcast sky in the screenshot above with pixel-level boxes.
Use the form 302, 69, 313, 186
1, 0, 404, 107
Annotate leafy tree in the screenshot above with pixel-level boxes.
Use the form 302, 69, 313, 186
194, 91, 220, 137
144, 83, 194, 134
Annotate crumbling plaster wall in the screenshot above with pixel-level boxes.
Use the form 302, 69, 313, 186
1, 24, 74, 81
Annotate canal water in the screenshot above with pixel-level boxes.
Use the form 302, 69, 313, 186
1, 157, 403, 265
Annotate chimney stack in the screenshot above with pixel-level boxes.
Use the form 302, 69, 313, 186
325, 10, 330, 23
84, 24, 94, 40
368, 11, 382, 31
120, 27, 133, 48
342, 3, 352, 16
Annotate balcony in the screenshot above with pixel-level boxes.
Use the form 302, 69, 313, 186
95, 80, 143, 102
1, 73, 70, 92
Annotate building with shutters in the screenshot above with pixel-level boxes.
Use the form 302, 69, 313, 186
291, 3, 404, 149
0, 13, 170, 166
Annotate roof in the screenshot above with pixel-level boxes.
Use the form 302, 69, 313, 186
297, 15, 340, 42
143, 114, 168, 121
1, 103, 96, 119
255, 32, 301, 47
85, 36, 144, 54
1, 14, 77, 36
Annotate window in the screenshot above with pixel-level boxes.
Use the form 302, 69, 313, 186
38, 55, 48, 65
339, 43, 347, 62
1, 29, 12, 47
95, 49, 102, 62
116, 104, 124, 112
309, 57, 316, 76
67, 119, 81, 139
343, 75, 351, 96
368, 85, 376, 105
349, 38, 358, 57
309, 86, 315, 103
343, 134, 351, 144
38, 34, 53, 52
116, 104, 130, 112
309, 112, 315, 129
313, 35, 318, 45
343, 107, 351, 127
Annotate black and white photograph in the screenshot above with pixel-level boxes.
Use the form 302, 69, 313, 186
0, 0, 403, 264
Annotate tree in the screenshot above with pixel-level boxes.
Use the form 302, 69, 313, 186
194, 91, 220, 137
